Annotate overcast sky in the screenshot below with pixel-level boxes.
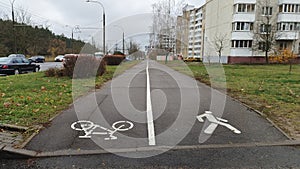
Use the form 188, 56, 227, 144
0, 0, 205, 50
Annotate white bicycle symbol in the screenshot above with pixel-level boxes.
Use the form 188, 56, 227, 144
71, 120, 134, 140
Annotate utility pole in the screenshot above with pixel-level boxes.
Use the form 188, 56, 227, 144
113, 25, 125, 54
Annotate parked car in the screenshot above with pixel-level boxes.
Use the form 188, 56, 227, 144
0, 57, 40, 75
183, 57, 202, 62
8, 54, 25, 58
54, 55, 65, 62
28, 55, 45, 63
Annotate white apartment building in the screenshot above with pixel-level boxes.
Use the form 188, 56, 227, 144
188, 7, 204, 58
202, 0, 300, 63
177, 5, 204, 58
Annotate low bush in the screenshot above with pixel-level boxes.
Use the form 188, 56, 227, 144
45, 68, 64, 77
45, 54, 106, 78
64, 54, 106, 78
104, 55, 125, 65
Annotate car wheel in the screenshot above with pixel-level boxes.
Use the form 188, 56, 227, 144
14, 69, 20, 75
33, 67, 39, 72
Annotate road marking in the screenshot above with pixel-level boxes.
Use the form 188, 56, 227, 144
146, 60, 156, 145
197, 111, 241, 135
71, 120, 134, 140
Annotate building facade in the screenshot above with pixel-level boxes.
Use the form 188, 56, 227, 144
176, 5, 204, 58
189, 0, 300, 63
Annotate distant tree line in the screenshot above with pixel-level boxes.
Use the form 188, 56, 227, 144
0, 19, 93, 57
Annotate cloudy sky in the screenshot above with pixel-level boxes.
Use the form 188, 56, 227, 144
0, 0, 205, 50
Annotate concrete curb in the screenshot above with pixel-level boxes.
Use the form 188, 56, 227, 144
193, 79, 294, 141
18, 125, 43, 149
236, 99, 293, 140
0, 124, 28, 132
0, 145, 37, 159
1, 140, 300, 159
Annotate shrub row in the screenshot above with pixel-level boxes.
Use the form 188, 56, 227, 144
103, 55, 125, 65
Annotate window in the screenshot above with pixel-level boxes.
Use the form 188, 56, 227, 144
233, 22, 253, 31
279, 4, 300, 13
235, 4, 255, 13
262, 6, 273, 15
258, 42, 266, 50
231, 40, 253, 48
279, 42, 288, 50
277, 22, 300, 31
260, 24, 271, 33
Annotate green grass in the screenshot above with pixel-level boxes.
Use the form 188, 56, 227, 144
0, 66, 117, 128
0, 60, 140, 129
167, 61, 300, 139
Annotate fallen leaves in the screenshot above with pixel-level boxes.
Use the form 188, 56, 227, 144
41, 86, 47, 91
3, 102, 11, 108
33, 109, 40, 113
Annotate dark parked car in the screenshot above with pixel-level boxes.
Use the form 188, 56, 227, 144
8, 54, 26, 58
28, 55, 45, 63
0, 57, 40, 75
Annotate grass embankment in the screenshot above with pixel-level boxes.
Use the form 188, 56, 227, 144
0, 60, 140, 129
170, 62, 300, 139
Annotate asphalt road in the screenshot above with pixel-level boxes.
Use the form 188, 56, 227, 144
38, 62, 63, 71
5, 60, 298, 168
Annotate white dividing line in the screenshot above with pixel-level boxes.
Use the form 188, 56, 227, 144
146, 60, 156, 146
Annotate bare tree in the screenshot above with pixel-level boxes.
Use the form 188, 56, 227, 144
213, 33, 228, 63
15, 7, 32, 25
252, 0, 279, 64
151, 0, 185, 51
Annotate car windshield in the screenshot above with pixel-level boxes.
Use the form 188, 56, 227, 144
0, 57, 11, 64
8, 54, 24, 58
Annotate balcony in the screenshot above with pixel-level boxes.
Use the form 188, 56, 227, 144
278, 13, 300, 22
276, 31, 299, 40
233, 13, 256, 22
231, 32, 254, 40
278, 0, 300, 5
234, 0, 256, 4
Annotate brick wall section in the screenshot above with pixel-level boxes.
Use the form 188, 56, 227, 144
228, 56, 266, 64
228, 56, 300, 64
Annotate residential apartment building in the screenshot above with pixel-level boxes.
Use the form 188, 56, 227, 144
188, 7, 204, 58
204, 0, 300, 63
276, 0, 300, 55
179, 0, 300, 63
176, 5, 204, 58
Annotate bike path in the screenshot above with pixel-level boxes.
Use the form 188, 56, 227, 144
25, 60, 288, 153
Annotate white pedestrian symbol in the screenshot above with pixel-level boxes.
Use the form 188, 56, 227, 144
71, 120, 134, 140
197, 111, 241, 134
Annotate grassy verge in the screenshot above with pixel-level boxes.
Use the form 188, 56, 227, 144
0, 60, 141, 129
166, 61, 300, 139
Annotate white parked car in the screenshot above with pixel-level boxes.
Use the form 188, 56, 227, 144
54, 55, 65, 62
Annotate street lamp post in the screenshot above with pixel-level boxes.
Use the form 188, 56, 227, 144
86, 0, 106, 55
114, 25, 125, 54
10, 0, 17, 53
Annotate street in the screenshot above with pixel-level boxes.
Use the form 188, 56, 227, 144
38, 62, 63, 71
1, 60, 297, 168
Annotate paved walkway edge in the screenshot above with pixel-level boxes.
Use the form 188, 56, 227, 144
1, 140, 300, 159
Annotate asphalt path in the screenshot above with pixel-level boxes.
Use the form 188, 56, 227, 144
19, 60, 299, 167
